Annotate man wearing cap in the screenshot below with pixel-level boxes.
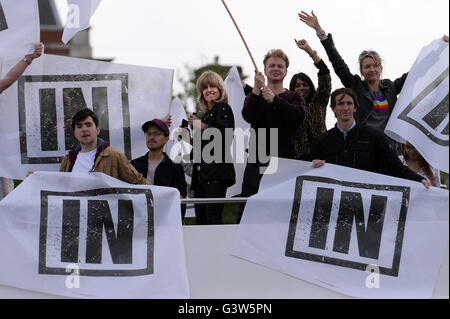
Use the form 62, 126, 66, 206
58, 108, 149, 185
130, 119, 187, 217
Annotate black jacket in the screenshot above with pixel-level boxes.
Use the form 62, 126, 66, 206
310, 123, 423, 183
321, 34, 408, 125
130, 152, 187, 198
191, 101, 236, 190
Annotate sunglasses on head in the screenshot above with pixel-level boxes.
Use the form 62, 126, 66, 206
359, 50, 378, 58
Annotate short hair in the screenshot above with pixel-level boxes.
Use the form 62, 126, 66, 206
358, 50, 383, 71
330, 88, 359, 110
289, 72, 316, 103
71, 108, 99, 131
196, 71, 228, 111
263, 49, 289, 68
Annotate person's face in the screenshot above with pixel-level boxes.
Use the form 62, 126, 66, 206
146, 125, 168, 151
333, 94, 356, 123
202, 84, 221, 108
404, 142, 420, 160
264, 57, 287, 82
360, 57, 382, 82
294, 78, 310, 98
74, 116, 100, 147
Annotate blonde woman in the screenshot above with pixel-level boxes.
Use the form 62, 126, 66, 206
189, 71, 235, 225
299, 10, 449, 154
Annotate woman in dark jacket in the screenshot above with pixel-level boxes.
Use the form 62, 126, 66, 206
189, 71, 235, 225
290, 39, 332, 160
298, 10, 410, 154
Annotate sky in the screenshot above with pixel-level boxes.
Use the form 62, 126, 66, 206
55, 0, 449, 128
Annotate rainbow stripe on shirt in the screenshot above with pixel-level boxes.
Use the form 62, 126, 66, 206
371, 92, 389, 110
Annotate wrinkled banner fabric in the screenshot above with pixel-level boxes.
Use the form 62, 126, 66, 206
0, 54, 173, 179
232, 158, 449, 298
385, 38, 449, 173
0, 172, 189, 298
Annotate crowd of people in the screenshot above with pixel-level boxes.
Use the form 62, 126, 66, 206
1, 11, 448, 226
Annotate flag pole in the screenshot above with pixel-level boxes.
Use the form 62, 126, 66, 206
220, 0, 259, 72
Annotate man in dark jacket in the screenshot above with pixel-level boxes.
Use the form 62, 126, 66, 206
310, 88, 431, 188
237, 49, 306, 223
131, 119, 187, 219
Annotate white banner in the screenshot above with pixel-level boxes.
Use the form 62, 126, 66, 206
62, 0, 102, 44
0, 53, 173, 179
0, 171, 189, 298
224, 66, 249, 197
232, 158, 449, 298
385, 38, 449, 173
166, 97, 191, 162
0, 0, 39, 61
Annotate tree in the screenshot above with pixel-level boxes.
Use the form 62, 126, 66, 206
176, 56, 247, 115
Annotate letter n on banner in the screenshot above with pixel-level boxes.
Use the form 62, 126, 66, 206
39, 187, 154, 276
285, 176, 410, 277
17, 74, 131, 164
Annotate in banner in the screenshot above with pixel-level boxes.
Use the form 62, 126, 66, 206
0, 171, 189, 298
232, 158, 449, 298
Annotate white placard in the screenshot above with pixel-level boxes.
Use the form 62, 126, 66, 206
0, 171, 189, 298
0, 53, 173, 179
385, 38, 449, 173
224, 66, 249, 197
232, 158, 449, 298
0, 0, 39, 60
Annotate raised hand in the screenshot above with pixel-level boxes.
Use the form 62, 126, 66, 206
294, 38, 310, 51
298, 10, 321, 31
27, 42, 43, 60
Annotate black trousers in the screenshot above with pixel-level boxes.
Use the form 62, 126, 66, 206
194, 181, 228, 225
236, 162, 266, 224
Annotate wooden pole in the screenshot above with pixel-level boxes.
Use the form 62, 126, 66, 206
220, 0, 259, 72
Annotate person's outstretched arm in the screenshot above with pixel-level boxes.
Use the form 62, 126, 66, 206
298, 10, 356, 88
0, 43, 43, 94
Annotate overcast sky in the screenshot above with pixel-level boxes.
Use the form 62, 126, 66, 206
56, 0, 449, 127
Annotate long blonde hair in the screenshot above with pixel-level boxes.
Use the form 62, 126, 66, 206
196, 71, 228, 111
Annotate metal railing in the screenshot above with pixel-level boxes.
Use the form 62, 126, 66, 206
181, 197, 248, 204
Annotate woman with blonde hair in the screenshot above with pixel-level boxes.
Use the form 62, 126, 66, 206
399, 141, 441, 187
299, 10, 448, 154
188, 71, 235, 224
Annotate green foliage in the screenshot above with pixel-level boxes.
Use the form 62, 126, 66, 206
440, 171, 449, 189
177, 56, 247, 114
13, 179, 22, 188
